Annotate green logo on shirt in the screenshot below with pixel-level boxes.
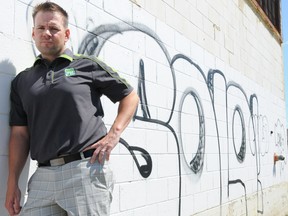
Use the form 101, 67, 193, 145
65, 68, 76, 76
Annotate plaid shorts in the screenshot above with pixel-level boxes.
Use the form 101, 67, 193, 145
20, 158, 114, 216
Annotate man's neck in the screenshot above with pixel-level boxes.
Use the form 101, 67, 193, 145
41, 48, 67, 63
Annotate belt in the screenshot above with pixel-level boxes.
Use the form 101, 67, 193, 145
38, 149, 95, 167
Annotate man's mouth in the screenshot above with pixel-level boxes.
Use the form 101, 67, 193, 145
41, 41, 53, 46
41, 40, 52, 43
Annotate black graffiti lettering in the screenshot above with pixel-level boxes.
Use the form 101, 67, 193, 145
232, 105, 246, 163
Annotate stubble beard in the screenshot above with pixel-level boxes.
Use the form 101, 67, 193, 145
38, 44, 64, 60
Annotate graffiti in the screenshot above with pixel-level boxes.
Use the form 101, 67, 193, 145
178, 87, 205, 174
78, 23, 284, 215
119, 137, 152, 178
274, 119, 287, 174
22, 2, 287, 215
232, 105, 246, 162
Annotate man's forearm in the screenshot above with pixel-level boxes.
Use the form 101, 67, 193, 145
110, 90, 139, 135
85, 90, 139, 163
7, 126, 30, 184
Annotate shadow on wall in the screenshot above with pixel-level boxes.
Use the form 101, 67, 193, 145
0, 60, 30, 212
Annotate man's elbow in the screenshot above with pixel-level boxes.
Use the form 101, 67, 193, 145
129, 90, 140, 107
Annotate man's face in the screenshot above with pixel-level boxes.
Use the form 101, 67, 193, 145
32, 11, 70, 61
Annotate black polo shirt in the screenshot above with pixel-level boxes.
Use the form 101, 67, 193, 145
10, 49, 133, 163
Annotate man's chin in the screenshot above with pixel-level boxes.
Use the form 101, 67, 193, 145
39, 49, 59, 56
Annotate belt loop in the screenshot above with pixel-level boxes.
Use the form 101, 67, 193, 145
80, 151, 85, 159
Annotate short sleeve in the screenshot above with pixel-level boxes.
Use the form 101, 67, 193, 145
9, 77, 27, 126
91, 58, 133, 103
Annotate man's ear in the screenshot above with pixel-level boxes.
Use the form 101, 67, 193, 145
32, 27, 35, 40
65, 28, 70, 42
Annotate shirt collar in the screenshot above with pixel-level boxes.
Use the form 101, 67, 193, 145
33, 48, 74, 66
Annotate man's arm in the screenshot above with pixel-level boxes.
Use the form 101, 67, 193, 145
5, 126, 30, 216
87, 89, 139, 163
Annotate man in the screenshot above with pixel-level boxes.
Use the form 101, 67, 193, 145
5, 1, 139, 216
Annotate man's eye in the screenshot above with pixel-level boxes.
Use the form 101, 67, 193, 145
37, 27, 45, 30
50, 27, 60, 32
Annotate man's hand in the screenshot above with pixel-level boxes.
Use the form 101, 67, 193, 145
85, 90, 139, 164
85, 131, 120, 163
5, 183, 22, 216
6, 126, 29, 215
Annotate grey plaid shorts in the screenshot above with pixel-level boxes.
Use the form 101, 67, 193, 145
20, 158, 114, 216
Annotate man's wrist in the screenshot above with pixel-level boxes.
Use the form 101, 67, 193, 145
7, 175, 19, 186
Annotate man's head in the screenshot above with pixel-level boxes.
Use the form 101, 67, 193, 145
32, 1, 69, 28
32, 1, 70, 62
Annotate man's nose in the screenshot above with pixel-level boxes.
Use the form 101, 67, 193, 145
43, 28, 52, 37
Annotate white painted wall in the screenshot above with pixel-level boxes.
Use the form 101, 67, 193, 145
0, 0, 287, 215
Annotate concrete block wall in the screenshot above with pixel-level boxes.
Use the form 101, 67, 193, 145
0, 0, 287, 215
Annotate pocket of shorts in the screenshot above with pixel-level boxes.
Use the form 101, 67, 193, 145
27, 172, 37, 193
89, 161, 114, 192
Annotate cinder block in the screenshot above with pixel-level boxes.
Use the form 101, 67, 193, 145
156, 20, 175, 48
0, 114, 9, 156
110, 155, 134, 183
88, 0, 103, 9
175, 0, 192, 21
157, 199, 178, 216
0, 1, 14, 35
0, 37, 34, 73
157, 154, 178, 177
102, 40, 134, 76
104, 0, 133, 22
133, 6, 156, 32
144, 0, 165, 21
175, 31, 191, 57
0, 155, 9, 200
167, 176, 179, 199
193, 191, 208, 213
133, 203, 158, 216
181, 194, 194, 216
0, 74, 14, 115
165, 5, 183, 34
110, 183, 120, 214
119, 180, 147, 210
86, 2, 119, 32
15, 1, 33, 41
146, 178, 168, 204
